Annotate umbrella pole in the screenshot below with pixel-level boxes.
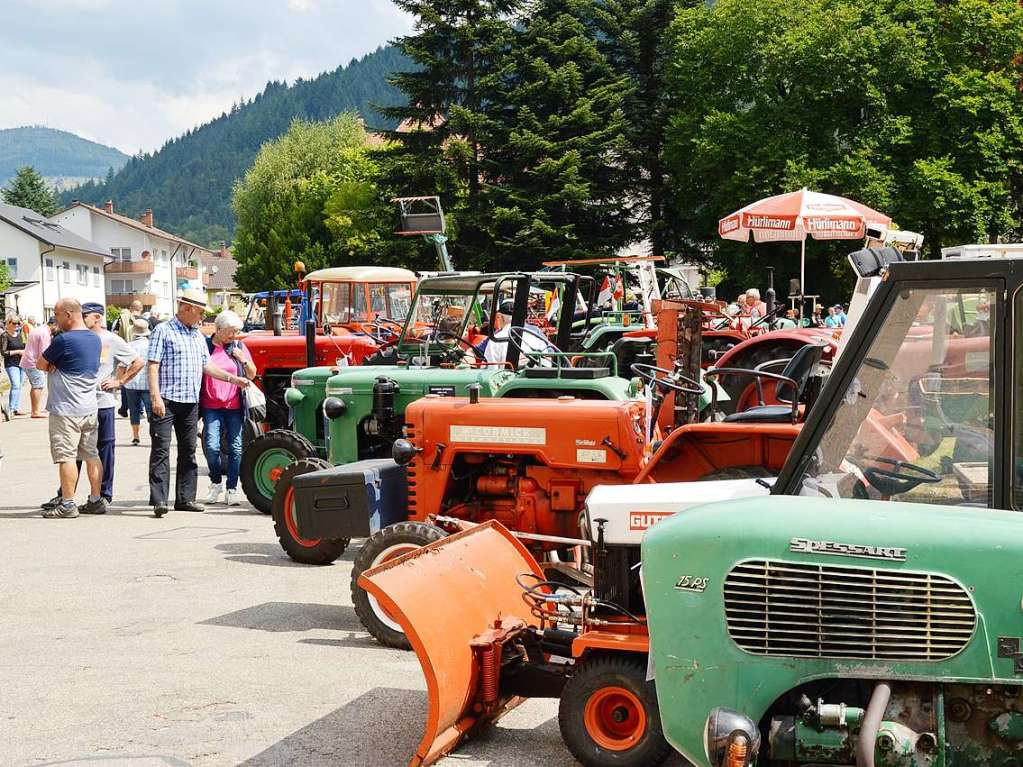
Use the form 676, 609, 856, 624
800, 237, 806, 316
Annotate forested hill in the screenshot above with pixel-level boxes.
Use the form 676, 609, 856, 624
0, 126, 128, 187
64, 45, 410, 246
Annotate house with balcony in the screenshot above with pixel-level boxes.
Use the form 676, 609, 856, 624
50, 201, 212, 315
0, 202, 110, 320
200, 244, 244, 310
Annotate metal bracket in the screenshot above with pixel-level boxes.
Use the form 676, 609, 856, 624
997, 637, 1023, 673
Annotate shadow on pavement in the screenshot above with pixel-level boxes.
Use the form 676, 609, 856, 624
298, 635, 380, 650
200, 601, 363, 633
238, 687, 425, 767
214, 541, 311, 567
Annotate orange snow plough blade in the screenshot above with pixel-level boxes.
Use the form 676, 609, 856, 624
358, 521, 545, 766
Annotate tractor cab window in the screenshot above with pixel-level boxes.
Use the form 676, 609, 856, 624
321, 283, 353, 325
370, 283, 412, 320
402, 292, 475, 345
798, 286, 996, 507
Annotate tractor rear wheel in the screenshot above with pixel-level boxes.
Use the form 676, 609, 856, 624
240, 429, 316, 514
559, 654, 671, 767
352, 521, 447, 649
271, 457, 350, 564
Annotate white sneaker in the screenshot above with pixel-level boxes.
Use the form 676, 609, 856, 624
224, 489, 240, 506
205, 483, 223, 504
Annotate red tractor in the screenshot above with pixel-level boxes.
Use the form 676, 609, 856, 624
244, 264, 417, 428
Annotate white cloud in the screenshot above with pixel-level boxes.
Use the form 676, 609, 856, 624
0, 0, 414, 153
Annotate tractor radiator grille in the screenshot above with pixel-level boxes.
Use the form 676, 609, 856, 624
724, 560, 975, 661
404, 423, 418, 517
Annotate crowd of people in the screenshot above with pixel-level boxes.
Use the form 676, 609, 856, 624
6, 289, 253, 519
719, 287, 848, 330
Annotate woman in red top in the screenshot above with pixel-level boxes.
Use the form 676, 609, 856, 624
201, 310, 256, 506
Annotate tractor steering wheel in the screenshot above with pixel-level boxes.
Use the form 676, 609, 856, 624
434, 331, 485, 363
630, 363, 703, 396
862, 455, 940, 496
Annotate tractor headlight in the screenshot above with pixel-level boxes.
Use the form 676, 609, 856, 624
704, 707, 760, 767
323, 396, 346, 420
284, 387, 305, 408
392, 438, 423, 466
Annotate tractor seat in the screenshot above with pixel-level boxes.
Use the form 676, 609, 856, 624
709, 342, 827, 425
520, 367, 610, 379
724, 405, 797, 423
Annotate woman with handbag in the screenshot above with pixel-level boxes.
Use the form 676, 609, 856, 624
201, 310, 256, 506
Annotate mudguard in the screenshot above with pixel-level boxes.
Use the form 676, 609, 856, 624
358, 521, 545, 766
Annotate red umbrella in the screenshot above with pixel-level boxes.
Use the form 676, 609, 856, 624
718, 188, 891, 298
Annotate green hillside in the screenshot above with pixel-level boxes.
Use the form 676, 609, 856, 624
65, 45, 410, 246
0, 126, 128, 185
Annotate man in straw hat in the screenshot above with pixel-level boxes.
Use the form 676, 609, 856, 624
147, 289, 250, 518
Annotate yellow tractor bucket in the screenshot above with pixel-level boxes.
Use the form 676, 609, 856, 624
358, 521, 546, 766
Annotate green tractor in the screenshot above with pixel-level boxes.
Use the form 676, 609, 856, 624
360, 244, 1022, 767
239, 271, 646, 521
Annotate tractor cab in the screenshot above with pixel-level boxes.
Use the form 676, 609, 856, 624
309, 265, 416, 342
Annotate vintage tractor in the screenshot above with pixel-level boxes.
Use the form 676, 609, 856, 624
241, 270, 649, 515
358, 242, 1011, 766
243, 264, 417, 429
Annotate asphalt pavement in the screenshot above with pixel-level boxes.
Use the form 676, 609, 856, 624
0, 413, 584, 767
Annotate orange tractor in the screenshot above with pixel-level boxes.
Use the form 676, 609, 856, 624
292, 326, 825, 648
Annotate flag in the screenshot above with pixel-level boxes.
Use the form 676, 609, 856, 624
597, 276, 616, 306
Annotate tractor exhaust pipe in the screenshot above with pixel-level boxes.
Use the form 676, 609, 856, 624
857, 682, 892, 767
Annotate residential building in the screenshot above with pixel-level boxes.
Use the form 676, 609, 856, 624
50, 201, 211, 316
200, 244, 244, 310
0, 202, 110, 320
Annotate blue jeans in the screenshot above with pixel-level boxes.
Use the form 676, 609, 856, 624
203, 407, 244, 490
125, 389, 152, 425
6, 365, 23, 413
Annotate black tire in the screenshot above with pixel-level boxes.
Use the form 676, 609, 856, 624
559, 654, 672, 767
699, 465, 772, 481
240, 428, 316, 514
351, 521, 447, 649
272, 457, 350, 564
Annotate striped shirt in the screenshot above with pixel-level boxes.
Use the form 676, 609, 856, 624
148, 317, 210, 403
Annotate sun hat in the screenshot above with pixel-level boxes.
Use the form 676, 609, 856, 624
177, 288, 208, 309
132, 317, 151, 336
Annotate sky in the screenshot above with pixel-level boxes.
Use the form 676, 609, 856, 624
0, 0, 414, 155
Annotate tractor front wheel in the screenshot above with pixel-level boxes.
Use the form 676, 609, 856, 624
352, 522, 447, 649
271, 458, 350, 565
559, 654, 671, 767
240, 429, 316, 514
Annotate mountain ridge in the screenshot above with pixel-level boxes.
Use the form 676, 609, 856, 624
63, 45, 410, 246
0, 126, 128, 187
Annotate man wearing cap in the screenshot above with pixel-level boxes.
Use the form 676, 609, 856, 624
147, 289, 249, 517
40, 303, 144, 514
482, 299, 556, 367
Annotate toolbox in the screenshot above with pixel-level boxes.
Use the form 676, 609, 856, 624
292, 458, 408, 540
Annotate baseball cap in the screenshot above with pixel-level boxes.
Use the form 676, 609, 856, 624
82, 302, 105, 316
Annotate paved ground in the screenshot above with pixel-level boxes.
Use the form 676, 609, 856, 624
0, 414, 589, 767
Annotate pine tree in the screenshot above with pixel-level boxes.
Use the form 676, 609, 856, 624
381, 0, 523, 269
594, 0, 686, 255
484, 0, 633, 265
2, 166, 59, 216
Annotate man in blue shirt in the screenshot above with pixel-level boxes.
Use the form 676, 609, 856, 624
147, 289, 249, 517
36, 298, 104, 518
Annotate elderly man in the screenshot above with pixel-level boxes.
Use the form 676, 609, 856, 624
482, 300, 555, 367
148, 289, 249, 517
35, 299, 103, 518
40, 303, 144, 513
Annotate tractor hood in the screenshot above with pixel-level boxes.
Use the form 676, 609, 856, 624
324, 365, 513, 398
641, 495, 1022, 767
